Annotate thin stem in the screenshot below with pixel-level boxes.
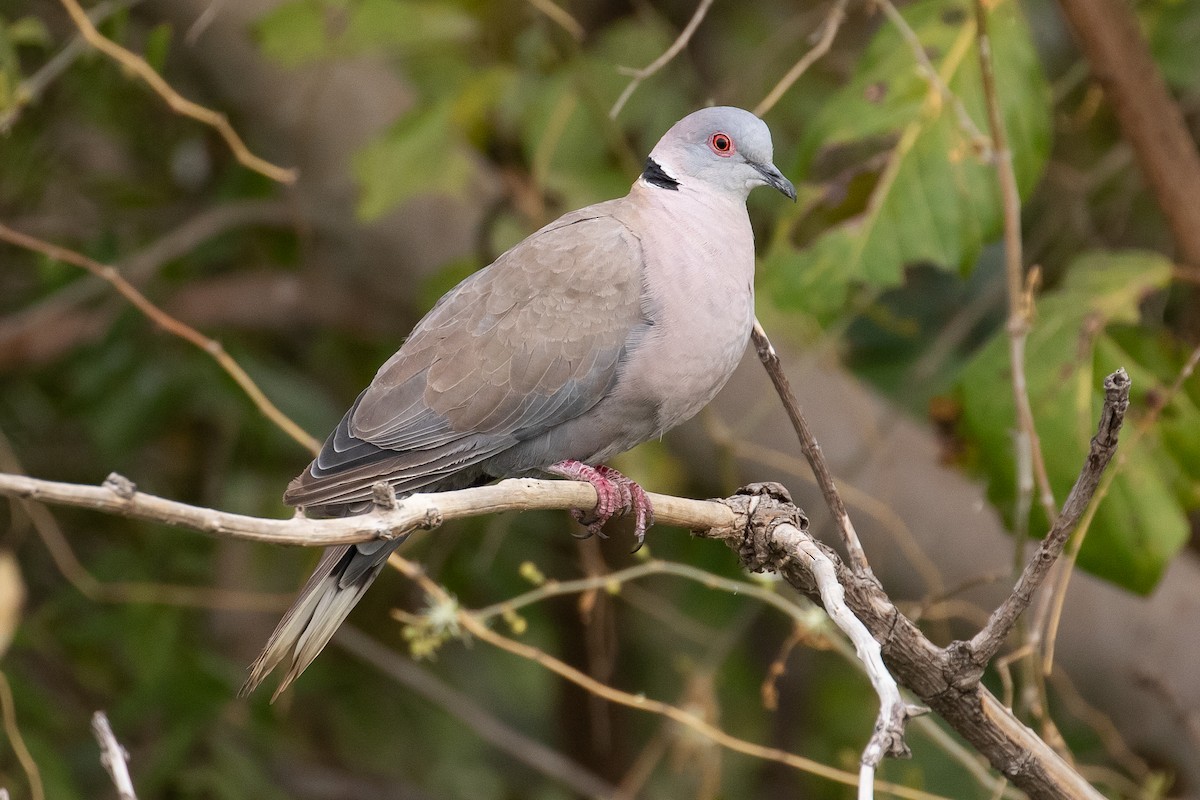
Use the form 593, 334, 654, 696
754, 0, 850, 117
750, 320, 874, 577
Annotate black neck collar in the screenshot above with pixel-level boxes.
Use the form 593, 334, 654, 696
642, 157, 680, 190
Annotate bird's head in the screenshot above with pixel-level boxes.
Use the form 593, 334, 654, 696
644, 106, 796, 202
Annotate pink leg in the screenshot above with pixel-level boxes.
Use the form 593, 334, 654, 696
547, 460, 655, 549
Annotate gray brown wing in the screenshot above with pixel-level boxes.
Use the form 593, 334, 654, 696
284, 210, 647, 509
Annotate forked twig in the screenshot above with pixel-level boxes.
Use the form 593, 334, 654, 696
964, 369, 1130, 668
609, 0, 715, 119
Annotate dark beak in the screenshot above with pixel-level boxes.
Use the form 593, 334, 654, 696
752, 161, 797, 202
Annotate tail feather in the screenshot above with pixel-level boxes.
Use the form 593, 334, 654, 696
240, 540, 401, 700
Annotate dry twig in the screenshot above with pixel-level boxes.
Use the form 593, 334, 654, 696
0, 0, 141, 132
972, 0, 1058, 533
526, 0, 584, 42
92, 712, 137, 800
609, 0, 715, 119
0, 223, 320, 454
389, 556, 944, 800
56, 0, 297, 184
962, 369, 1129, 669
1037, 341, 1200, 670
754, 0, 851, 116
873, 0, 990, 155
750, 320, 874, 577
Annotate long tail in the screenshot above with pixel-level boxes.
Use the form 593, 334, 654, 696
240, 537, 405, 700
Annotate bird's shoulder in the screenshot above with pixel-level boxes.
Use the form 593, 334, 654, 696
351, 200, 649, 439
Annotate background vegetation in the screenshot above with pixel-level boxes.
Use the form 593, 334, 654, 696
1, 0, 1198, 797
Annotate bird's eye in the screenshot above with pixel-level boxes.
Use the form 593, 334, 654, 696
708, 132, 734, 157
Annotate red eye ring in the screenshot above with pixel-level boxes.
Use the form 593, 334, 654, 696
709, 132, 735, 157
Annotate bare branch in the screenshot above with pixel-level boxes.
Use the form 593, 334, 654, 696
0, 223, 320, 454
964, 369, 1130, 669
92, 712, 137, 800
750, 320, 874, 577
57, 0, 297, 184
1037, 340, 1200, 669
0, 473, 736, 547
1054, 0, 1200, 266
609, 0, 714, 119
0, 363, 1132, 800
754, 0, 850, 117
780, 523, 928, 800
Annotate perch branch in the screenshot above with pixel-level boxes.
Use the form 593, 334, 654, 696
609, 0, 714, 119
0, 473, 735, 547
0, 223, 320, 454
56, 0, 297, 184
750, 320, 873, 577
92, 712, 137, 800
0, 370, 1131, 799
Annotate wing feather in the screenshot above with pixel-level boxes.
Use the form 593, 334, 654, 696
285, 208, 647, 509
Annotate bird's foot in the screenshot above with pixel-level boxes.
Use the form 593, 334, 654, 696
547, 461, 654, 549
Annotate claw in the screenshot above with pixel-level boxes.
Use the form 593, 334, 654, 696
547, 460, 655, 547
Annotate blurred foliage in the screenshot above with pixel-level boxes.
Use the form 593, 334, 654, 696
0, 0, 1198, 797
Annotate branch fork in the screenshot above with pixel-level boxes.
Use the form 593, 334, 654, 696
709, 481, 926, 777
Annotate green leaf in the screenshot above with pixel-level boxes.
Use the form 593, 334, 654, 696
764, 0, 1051, 322
353, 102, 476, 220
957, 251, 1193, 593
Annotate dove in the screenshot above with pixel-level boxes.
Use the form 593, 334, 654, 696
242, 106, 795, 698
